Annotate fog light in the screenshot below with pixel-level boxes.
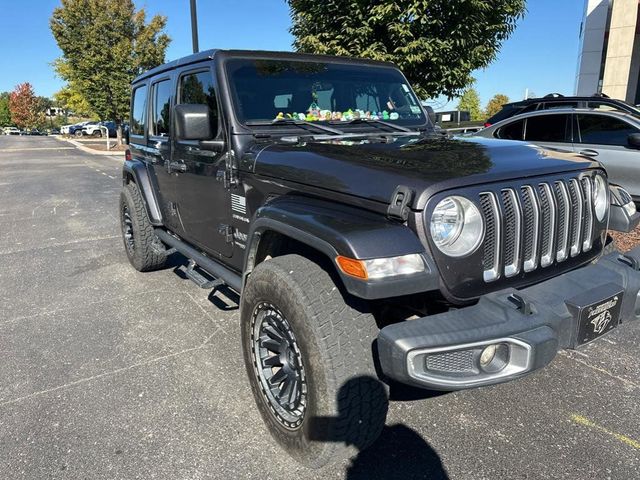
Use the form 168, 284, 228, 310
478, 343, 510, 373
479, 345, 497, 367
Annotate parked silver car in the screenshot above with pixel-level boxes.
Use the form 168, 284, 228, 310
476, 108, 640, 201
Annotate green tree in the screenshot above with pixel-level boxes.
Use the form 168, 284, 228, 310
286, 0, 525, 99
484, 93, 510, 119
53, 83, 94, 118
0, 92, 11, 126
457, 87, 482, 121
50, 0, 170, 142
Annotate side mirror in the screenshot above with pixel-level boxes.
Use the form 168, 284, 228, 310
628, 133, 640, 149
424, 105, 437, 124
175, 104, 212, 140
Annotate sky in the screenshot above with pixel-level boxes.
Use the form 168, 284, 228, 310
0, 0, 585, 111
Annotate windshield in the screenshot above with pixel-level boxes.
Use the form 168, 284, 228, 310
225, 58, 426, 128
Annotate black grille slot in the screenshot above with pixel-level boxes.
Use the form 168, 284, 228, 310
480, 193, 497, 273
581, 178, 594, 252
521, 186, 537, 271
538, 184, 553, 266
568, 180, 582, 257
554, 183, 566, 253
502, 190, 517, 269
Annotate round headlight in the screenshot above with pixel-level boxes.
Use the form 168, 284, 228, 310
593, 174, 608, 221
430, 196, 484, 257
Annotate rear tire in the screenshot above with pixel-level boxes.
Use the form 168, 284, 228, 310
241, 254, 388, 468
119, 182, 167, 272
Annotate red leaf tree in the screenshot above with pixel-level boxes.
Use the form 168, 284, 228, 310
9, 83, 41, 129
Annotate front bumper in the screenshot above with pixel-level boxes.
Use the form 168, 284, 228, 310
378, 247, 640, 390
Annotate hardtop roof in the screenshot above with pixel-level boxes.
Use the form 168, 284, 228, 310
132, 49, 397, 85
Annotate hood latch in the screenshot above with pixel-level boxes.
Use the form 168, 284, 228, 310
387, 185, 414, 222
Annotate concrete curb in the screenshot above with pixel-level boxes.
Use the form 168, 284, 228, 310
54, 135, 125, 157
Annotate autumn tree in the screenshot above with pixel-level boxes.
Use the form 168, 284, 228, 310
9, 83, 42, 129
484, 94, 510, 118
287, 0, 526, 99
457, 87, 482, 121
50, 0, 170, 142
0, 92, 11, 126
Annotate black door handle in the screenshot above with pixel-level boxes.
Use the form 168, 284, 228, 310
579, 149, 599, 157
168, 161, 187, 173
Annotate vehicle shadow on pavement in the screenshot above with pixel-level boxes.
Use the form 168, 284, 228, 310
311, 376, 450, 480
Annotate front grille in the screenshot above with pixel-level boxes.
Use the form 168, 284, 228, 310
480, 175, 598, 283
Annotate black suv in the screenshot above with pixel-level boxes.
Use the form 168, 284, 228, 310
120, 50, 640, 468
485, 93, 640, 127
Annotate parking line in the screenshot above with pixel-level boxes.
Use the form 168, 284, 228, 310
571, 414, 640, 450
0, 147, 76, 152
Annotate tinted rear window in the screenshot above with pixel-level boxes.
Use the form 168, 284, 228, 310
496, 119, 524, 140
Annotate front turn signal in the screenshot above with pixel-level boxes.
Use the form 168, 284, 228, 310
336, 256, 368, 280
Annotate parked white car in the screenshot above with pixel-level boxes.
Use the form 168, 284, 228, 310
3, 127, 20, 135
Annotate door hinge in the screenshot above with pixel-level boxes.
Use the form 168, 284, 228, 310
218, 224, 234, 243
387, 185, 414, 221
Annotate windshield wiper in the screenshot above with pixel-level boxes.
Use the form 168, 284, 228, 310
246, 118, 345, 135
339, 117, 413, 133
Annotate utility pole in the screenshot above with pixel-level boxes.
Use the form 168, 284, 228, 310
190, 0, 199, 54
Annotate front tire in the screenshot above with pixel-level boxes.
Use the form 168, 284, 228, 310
119, 182, 167, 272
241, 254, 388, 468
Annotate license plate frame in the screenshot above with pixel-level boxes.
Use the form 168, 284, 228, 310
577, 294, 623, 346
566, 283, 623, 347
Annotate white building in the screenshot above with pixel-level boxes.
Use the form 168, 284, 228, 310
575, 0, 640, 104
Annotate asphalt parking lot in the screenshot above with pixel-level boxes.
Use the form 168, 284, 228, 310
0, 134, 639, 479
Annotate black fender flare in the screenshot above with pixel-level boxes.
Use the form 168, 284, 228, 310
243, 196, 439, 299
122, 159, 163, 225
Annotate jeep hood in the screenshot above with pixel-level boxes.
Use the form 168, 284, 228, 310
251, 136, 599, 210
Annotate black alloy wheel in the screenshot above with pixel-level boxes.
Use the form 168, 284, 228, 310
251, 301, 307, 429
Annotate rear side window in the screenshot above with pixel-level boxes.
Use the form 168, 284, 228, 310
577, 114, 638, 145
525, 114, 570, 142
131, 85, 147, 136
179, 70, 219, 135
496, 119, 524, 140
151, 79, 172, 137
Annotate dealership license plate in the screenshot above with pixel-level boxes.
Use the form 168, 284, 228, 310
576, 291, 623, 346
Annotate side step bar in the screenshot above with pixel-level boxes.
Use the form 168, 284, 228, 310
154, 228, 242, 293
